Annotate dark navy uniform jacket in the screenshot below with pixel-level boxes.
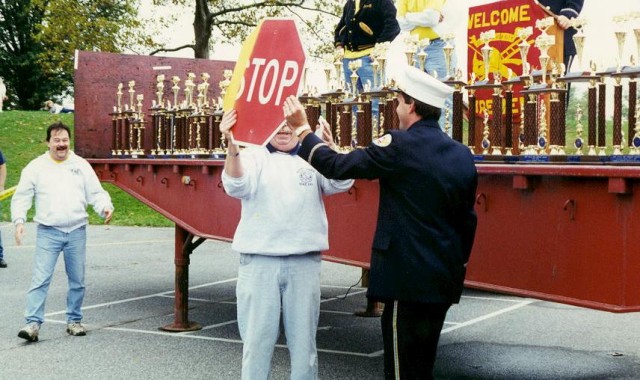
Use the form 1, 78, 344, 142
538, 0, 584, 58
334, 0, 400, 52
298, 118, 477, 304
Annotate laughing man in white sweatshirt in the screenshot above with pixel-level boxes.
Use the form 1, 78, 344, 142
11, 122, 114, 342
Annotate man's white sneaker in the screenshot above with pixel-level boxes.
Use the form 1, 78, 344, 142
66, 322, 87, 336
18, 323, 39, 342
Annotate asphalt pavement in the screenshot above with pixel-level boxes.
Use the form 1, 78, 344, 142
0, 222, 639, 379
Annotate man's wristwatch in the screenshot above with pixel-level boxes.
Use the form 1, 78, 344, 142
295, 125, 312, 137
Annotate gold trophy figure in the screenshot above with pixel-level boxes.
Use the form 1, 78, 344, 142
631, 104, 640, 154
574, 105, 584, 155
516, 26, 533, 76
481, 110, 491, 154
171, 76, 181, 111
479, 30, 496, 83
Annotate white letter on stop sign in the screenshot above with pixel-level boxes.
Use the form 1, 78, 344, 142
244, 58, 299, 106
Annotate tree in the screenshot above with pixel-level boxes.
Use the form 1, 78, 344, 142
150, 0, 341, 60
0, 0, 157, 110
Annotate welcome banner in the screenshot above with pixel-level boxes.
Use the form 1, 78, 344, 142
467, 0, 562, 119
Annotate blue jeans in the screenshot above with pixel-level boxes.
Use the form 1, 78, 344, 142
24, 224, 87, 325
236, 252, 321, 380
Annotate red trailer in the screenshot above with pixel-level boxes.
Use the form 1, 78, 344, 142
76, 51, 640, 331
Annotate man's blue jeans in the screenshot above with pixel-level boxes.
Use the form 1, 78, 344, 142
24, 224, 87, 325
236, 252, 321, 380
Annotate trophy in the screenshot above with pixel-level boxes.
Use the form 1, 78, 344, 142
517, 27, 533, 77
574, 105, 584, 155
348, 59, 362, 97
441, 33, 456, 80
633, 12, 640, 67
631, 105, 640, 154
481, 110, 491, 154
334, 54, 344, 91
200, 73, 210, 107
155, 74, 165, 109
416, 38, 430, 72
613, 15, 629, 71
403, 34, 419, 67
184, 72, 196, 108
534, 16, 555, 85
218, 69, 232, 109
127, 80, 136, 111
479, 30, 496, 83
116, 83, 123, 113
171, 76, 181, 110
570, 18, 587, 73
322, 53, 334, 91
374, 42, 390, 87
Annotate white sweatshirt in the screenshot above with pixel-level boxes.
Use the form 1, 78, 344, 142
11, 151, 113, 233
222, 146, 354, 256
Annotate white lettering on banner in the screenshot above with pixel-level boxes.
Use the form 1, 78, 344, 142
238, 58, 299, 106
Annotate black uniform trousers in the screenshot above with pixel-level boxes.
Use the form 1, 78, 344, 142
381, 300, 451, 380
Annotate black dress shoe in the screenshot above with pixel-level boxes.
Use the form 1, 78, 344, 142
0, 259, 7, 268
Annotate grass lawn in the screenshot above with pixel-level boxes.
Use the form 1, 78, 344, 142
0, 111, 172, 227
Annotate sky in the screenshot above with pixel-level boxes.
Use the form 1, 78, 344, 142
145, 0, 640, 92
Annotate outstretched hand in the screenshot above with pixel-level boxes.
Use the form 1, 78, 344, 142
219, 109, 237, 138
283, 96, 309, 131
317, 117, 338, 151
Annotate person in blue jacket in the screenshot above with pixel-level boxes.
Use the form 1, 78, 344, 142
283, 63, 478, 379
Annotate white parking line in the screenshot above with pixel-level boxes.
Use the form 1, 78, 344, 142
441, 299, 535, 334
44, 279, 536, 358
44, 278, 238, 317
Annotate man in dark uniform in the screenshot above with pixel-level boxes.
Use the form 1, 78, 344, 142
283, 64, 477, 379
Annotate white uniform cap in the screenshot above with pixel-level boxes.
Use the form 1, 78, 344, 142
391, 65, 454, 109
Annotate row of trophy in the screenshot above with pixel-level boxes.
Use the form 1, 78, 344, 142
105, 10, 640, 162
465, 10, 640, 160
110, 71, 234, 158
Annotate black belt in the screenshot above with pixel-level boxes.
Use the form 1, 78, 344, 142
430, 37, 441, 42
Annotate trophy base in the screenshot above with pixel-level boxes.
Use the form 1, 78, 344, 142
608, 155, 640, 165
473, 155, 519, 164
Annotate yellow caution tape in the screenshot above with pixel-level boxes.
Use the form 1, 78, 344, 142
0, 186, 16, 201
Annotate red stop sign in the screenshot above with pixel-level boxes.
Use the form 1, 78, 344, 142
223, 19, 306, 147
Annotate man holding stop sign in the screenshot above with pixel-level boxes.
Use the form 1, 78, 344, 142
220, 18, 355, 380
